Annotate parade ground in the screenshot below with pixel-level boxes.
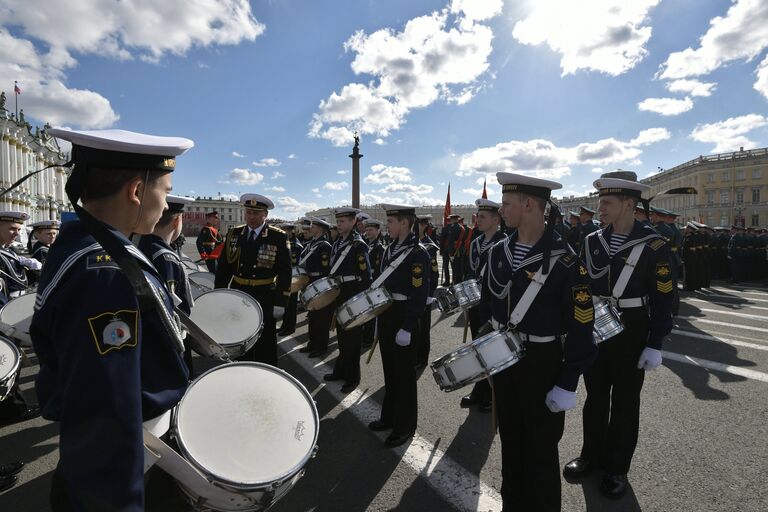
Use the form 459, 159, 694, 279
2, 248, 767, 512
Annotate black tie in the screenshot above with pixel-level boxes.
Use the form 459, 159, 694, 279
249, 229, 256, 242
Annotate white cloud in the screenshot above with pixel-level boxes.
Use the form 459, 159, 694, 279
0, 1, 264, 128
373, 138, 387, 145
271, 171, 285, 179
512, 0, 660, 76
591, 167, 605, 174
337, 170, 349, 175
311, 188, 320, 194
365, 164, 413, 184
360, 163, 438, 204
755, 54, 768, 100
638, 96, 694, 116
665, 79, 717, 97
232, 151, 246, 158
220, 193, 239, 201
458, 127, 671, 178
276, 196, 318, 214
265, 185, 286, 192
220, 168, 264, 185
323, 181, 349, 190
310, 2, 497, 145
253, 158, 281, 167
288, 153, 297, 159
689, 114, 768, 153
658, 0, 768, 81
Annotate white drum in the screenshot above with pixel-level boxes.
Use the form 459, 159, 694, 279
430, 329, 525, 392
0, 335, 21, 401
182, 256, 207, 273
450, 279, 481, 310
299, 277, 340, 311
290, 267, 309, 294
188, 272, 216, 300
173, 362, 319, 511
435, 287, 460, 314
0, 293, 36, 347
336, 287, 393, 330
189, 289, 263, 358
592, 298, 624, 344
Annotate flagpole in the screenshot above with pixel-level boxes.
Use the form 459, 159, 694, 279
14, 81, 18, 120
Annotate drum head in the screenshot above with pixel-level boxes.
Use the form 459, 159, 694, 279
0, 294, 36, 346
190, 290, 263, 345
305, 289, 340, 311
175, 363, 319, 487
0, 336, 20, 380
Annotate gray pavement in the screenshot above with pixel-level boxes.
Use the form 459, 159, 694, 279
2, 253, 768, 511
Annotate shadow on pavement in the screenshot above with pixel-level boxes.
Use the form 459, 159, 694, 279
565, 472, 642, 512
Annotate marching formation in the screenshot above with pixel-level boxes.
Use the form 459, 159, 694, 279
2, 126, 759, 512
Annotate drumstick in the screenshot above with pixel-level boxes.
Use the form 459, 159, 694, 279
366, 336, 378, 365
462, 309, 470, 344
330, 313, 337, 332
489, 376, 498, 435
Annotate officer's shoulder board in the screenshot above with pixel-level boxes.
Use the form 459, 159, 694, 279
557, 253, 576, 268
229, 224, 246, 235
268, 225, 286, 235
86, 251, 120, 270
648, 237, 666, 251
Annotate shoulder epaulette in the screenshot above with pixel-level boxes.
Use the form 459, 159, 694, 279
558, 253, 576, 267
268, 225, 286, 234
649, 238, 666, 251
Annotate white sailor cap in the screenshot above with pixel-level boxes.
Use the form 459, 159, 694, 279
686, 221, 699, 230
333, 207, 360, 218
166, 194, 194, 213
364, 218, 383, 228
417, 213, 432, 223
356, 212, 371, 221
279, 223, 296, 230
381, 203, 417, 216
593, 177, 651, 198
46, 128, 193, 172
299, 217, 312, 227
496, 172, 562, 199
241, 193, 274, 211
308, 216, 331, 229
0, 211, 29, 223
475, 198, 501, 212
30, 219, 61, 230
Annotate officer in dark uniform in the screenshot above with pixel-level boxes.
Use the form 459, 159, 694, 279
578, 206, 599, 251
32, 127, 192, 510
196, 211, 223, 273
0, 211, 40, 426
484, 173, 596, 511
460, 198, 505, 413
299, 217, 333, 357
564, 176, 673, 499
415, 214, 439, 370
665, 210, 684, 314
634, 204, 651, 227
278, 223, 303, 336
215, 193, 291, 366
138, 194, 196, 377
29, 220, 61, 264
322, 208, 372, 393
362, 218, 386, 349
368, 204, 430, 448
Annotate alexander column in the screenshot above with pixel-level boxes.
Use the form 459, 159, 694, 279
350, 132, 362, 208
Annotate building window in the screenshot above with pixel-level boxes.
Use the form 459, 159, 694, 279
228, 215, 232, 221
720, 214, 728, 226
720, 190, 729, 204
736, 170, 745, 181
753, 169, 763, 180
752, 213, 760, 227
753, 188, 760, 204
722, 171, 730, 181
707, 173, 715, 184
706, 190, 715, 206
736, 189, 744, 204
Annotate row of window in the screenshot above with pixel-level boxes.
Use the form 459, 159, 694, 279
706, 169, 764, 183
705, 188, 762, 205
706, 213, 763, 227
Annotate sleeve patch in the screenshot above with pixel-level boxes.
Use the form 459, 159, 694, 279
649, 238, 665, 251
88, 310, 139, 355
572, 284, 593, 306
86, 253, 120, 270
656, 262, 671, 278
412, 263, 423, 288
579, 265, 588, 276
321, 253, 330, 267
657, 280, 673, 293
574, 306, 594, 324
357, 253, 367, 271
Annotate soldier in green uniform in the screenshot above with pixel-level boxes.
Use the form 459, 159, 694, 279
214, 194, 292, 366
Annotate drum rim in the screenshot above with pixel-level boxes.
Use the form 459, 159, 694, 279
337, 287, 392, 319
0, 335, 21, 382
189, 289, 264, 344
0, 292, 36, 323
448, 279, 479, 293
173, 361, 320, 490
429, 329, 522, 380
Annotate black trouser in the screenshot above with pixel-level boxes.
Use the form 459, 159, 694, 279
0, 370, 28, 420
281, 292, 298, 332
234, 285, 277, 366
441, 252, 451, 284
204, 257, 217, 274
494, 341, 564, 512
451, 255, 464, 284
466, 305, 491, 403
362, 318, 375, 347
415, 304, 432, 366
581, 309, 648, 476
377, 303, 418, 435
332, 289, 362, 384
307, 305, 333, 353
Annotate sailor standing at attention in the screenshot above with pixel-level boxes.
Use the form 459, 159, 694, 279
484, 173, 597, 511
563, 175, 673, 499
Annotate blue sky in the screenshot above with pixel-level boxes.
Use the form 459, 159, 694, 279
3, 0, 768, 219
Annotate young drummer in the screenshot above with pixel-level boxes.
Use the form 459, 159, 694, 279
29, 220, 61, 264
299, 217, 333, 357
361, 218, 385, 349
485, 173, 597, 511
415, 214, 439, 370
368, 204, 430, 448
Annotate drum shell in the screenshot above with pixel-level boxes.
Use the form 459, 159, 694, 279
336, 287, 393, 330
435, 287, 460, 314
0, 293, 36, 347
188, 289, 263, 358
0, 335, 20, 401
290, 268, 309, 294
188, 272, 216, 300
430, 329, 525, 392
449, 279, 481, 310
592, 298, 624, 344
299, 277, 340, 311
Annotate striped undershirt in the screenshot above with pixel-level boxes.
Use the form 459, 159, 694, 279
609, 233, 627, 256
511, 242, 532, 271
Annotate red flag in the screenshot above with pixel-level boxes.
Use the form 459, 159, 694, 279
13, 82, 21, 95
443, 182, 451, 225
482, 178, 487, 199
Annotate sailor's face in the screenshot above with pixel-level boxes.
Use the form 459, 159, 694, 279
598, 195, 627, 225
0, 221, 21, 246
38, 228, 58, 245
499, 193, 522, 229
365, 226, 379, 240
135, 172, 172, 235
476, 210, 497, 232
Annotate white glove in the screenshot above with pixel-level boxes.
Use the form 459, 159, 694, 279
545, 386, 577, 413
637, 347, 662, 371
426, 297, 436, 306
395, 329, 411, 347
273, 306, 285, 320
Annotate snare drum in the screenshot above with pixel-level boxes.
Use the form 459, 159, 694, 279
592, 298, 624, 344
449, 279, 481, 310
336, 287, 393, 330
188, 289, 263, 358
172, 362, 319, 511
299, 277, 340, 311
435, 287, 460, 314
290, 267, 310, 294
188, 272, 216, 299
0, 335, 21, 401
430, 329, 525, 392
0, 293, 36, 347
182, 256, 207, 273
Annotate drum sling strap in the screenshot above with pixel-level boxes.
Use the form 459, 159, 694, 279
329, 244, 353, 278
507, 254, 561, 328
371, 246, 415, 290
611, 243, 645, 300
